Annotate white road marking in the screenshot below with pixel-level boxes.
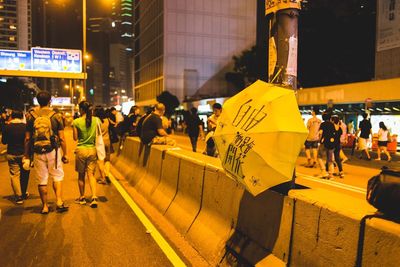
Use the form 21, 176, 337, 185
296, 172, 367, 195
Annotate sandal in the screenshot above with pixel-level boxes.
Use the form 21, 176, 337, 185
41, 208, 49, 215
56, 203, 69, 213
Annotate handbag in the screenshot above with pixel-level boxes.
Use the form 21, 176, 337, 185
96, 119, 106, 161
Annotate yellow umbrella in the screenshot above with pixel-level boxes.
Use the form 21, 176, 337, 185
213, 80, 308, 196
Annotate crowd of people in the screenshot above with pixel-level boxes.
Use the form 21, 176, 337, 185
304, 108, 393, 180
0, 89, 225, 211
3, 89, 394, 211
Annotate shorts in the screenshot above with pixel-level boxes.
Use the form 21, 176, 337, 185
33, 149, 64, 185
305, 140, 319, 149
358, 138, 369, 150
75, 147, 97, 174
378, 141, 388, 147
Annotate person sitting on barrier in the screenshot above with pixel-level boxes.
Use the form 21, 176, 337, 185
140, 103, 176, 146
204, 103, 222, 157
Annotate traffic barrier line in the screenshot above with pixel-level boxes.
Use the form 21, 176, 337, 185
296, 172, 366, 194
108, 173, 187, 267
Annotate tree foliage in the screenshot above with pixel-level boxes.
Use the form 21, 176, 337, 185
233, 46, 259, 86
0, 78, 36, 110
156, 91, 180, 118
226, 46, 260, 92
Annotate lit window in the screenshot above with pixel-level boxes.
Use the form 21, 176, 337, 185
9, 25, 16, 30
9, 36, 15, 41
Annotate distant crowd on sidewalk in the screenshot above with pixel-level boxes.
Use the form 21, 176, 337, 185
0, 90, 223, 210
304, 108, 394, 180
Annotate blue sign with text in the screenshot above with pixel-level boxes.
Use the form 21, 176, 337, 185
0, 50, 32, 70
31, 48, 82, 73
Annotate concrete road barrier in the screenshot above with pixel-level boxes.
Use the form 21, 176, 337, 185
186, 162, 244, 265
289, 188, 378, 267
164, 150, 206, 235
149, 150, 181, 214
135, 145, 170, 198
111, 139, 400, 267
362, 217, 400, 267
221, 188, 294, 266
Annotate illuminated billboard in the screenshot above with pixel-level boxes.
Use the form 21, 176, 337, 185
0, 47, 82, 73
0, 50, 32, 70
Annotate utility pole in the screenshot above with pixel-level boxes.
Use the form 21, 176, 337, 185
267, 1, 301, 90
82, 0, 87, 101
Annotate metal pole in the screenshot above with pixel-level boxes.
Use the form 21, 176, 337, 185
82, 0, 87, 101
69, 79, 73, 104
42, 1, 47, 91
268, 8, 299, 90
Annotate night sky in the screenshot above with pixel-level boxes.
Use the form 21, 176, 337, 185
35, 0, 376, 89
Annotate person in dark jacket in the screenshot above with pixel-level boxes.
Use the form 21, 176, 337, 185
185, 108, 204, 152
2, 110, 30, 204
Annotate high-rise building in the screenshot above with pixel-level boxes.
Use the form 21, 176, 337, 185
110, 0, 133, 46
109, 43, 130, 106
108, 0, 133, 106
133, 0, 257, 106
0, 0, 32, 50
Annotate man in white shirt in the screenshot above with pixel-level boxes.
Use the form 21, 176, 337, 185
305, 108, 321, 167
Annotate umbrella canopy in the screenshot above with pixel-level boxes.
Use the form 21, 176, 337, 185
213, 80, 308, 196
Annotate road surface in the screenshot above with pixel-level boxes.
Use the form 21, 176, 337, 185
0, 130, 175, 267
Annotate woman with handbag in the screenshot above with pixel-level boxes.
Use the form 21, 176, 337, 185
94, 107, 111, 184
72, 101, 103, 208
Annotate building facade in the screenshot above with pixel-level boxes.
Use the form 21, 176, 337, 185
0, 0, 31, 50
375, 0, 400, 80
133, 0, 257, 106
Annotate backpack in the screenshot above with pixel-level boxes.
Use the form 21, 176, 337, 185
30, 109, 57, 154
367, 167, 400, 216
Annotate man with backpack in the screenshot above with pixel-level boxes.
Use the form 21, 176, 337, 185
24, 91, 69, 214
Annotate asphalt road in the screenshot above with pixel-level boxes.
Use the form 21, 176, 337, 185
0, 131, 172, 267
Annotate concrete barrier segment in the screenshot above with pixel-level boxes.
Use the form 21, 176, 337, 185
135, 145, 172, 198
223, 189, 293, 266
149, 150, 181, 215
164, 149, 206, 235
186, 163, 244, 265
362, 217, 400, 267
289, 188, 378, 267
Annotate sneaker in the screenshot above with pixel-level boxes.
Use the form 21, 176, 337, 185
90, 197, 98, 208
339, 172, 345, 178
97, 180, 107, 185
75, 197, 86, 205
16, 196, 24, 205
374, 158, 381, 161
